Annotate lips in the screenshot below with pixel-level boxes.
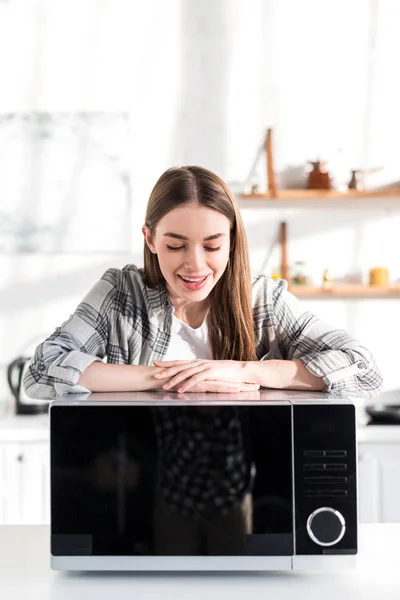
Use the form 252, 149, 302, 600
179, 275, 209, 283
177, 273, 211, 290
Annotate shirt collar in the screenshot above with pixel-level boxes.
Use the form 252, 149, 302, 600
146, 281, 173, 315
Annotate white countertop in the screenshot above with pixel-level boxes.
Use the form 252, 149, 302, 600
1, 524, 400, 599
357, 424, 400, 443
0, 412, 50, 441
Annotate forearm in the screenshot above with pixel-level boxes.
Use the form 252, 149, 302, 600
78, 362, 167, 392
244, 359, 326, 391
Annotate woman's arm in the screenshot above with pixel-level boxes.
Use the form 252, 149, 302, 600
153, 358, 324, 393
23, 268, 119, 400
258, 277, 383, 394
243, 359, 325, 390
78, 362, 260, 393
77, 362, 164, 391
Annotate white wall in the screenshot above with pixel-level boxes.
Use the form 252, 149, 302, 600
1, 0, 400, 407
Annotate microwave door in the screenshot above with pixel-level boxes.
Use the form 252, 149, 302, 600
50, 403, 294, 558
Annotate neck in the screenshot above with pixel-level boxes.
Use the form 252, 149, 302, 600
168, 290, 210, 328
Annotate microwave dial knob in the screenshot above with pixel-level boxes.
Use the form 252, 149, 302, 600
306, 507, 346, 546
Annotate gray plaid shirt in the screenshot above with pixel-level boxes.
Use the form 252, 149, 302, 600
23, 264, 383, 399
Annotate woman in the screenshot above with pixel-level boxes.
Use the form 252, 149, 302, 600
23, 165, 383, 399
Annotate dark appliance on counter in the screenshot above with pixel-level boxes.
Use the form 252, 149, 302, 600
7, 356, 49, 415
365, 390, 400, 425
365, 404, 400, 424
50, 390, 358, 571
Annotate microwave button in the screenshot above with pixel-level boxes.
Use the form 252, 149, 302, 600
325, 450, 347, 457
306, 507, 346, 547
303, 450, 324, 457
304, 476, 347, 483
326, 463, 347, 471
304, 464, 326, 471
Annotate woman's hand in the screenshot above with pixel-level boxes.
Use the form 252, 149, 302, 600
153, 359, 259, 393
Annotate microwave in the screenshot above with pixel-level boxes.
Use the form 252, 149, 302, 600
49, 390, 358, 571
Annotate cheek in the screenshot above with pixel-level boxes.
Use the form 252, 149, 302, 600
210, 250, 230, 272
157, 249, 181, 273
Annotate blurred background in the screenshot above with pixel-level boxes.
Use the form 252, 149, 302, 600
3, 0, 400, 528
2, 0, 400, 406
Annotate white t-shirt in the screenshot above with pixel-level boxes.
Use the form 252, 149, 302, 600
163, 314, 213, 361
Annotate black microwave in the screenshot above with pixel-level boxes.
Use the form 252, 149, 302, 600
49, 390, 358, 571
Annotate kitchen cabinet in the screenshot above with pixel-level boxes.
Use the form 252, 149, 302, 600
0, 413, 50, 525
0, 441, 50, 524
358, 441, 400, 523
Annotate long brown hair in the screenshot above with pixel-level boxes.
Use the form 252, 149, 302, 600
142, 166, 257, 361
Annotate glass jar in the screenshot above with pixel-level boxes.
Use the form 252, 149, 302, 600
291, 261, 310, 285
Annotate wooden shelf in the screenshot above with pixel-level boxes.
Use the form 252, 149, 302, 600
288, 284, 400, 298
241, 188, 400, 201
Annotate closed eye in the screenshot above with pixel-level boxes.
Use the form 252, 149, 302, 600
166, 245, 185, 251
166, 245, 221, 252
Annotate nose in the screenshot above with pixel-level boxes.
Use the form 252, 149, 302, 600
183, 246, 206, 272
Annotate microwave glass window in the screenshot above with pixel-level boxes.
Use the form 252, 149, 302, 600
51, 405, 293, 556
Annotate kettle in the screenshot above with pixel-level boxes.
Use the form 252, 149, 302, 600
7, 357, 49, 415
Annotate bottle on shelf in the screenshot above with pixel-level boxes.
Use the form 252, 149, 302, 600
322, 269, 333, 289
348, 169, 364, 191
291, 261, 310, 286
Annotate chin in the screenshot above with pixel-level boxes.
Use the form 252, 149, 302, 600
181, 288, 211, 300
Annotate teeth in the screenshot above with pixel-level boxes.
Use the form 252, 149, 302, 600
180, 276, 207, 282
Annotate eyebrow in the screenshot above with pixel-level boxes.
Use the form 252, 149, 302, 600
163, 233, 227, 241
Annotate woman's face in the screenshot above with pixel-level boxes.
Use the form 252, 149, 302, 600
143, 203, 231, 305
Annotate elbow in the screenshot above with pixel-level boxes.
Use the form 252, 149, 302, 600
22, 361, 56, 400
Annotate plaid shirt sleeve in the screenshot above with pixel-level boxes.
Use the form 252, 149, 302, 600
23, 268, 119, 400
253, 276, 383, 394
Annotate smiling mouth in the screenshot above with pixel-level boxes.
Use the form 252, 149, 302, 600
178, 274, 210, 283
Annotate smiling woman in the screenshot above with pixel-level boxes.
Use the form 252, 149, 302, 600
23, 165, 383, 399
142, 204, 231, 326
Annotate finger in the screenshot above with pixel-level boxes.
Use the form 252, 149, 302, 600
237, 383, 260, 391
204, 381, 243, 393
162, 366, 210, 390
177, 371, 246, 393
154, 362, 207, 380
203, 382, 260, 394
152, 369, 171, 381
181, 378, 242, 393
156, 362, 208, 381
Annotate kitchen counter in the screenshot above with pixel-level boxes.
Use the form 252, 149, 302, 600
0, 412, 49, 441
1, 524, 400, 599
